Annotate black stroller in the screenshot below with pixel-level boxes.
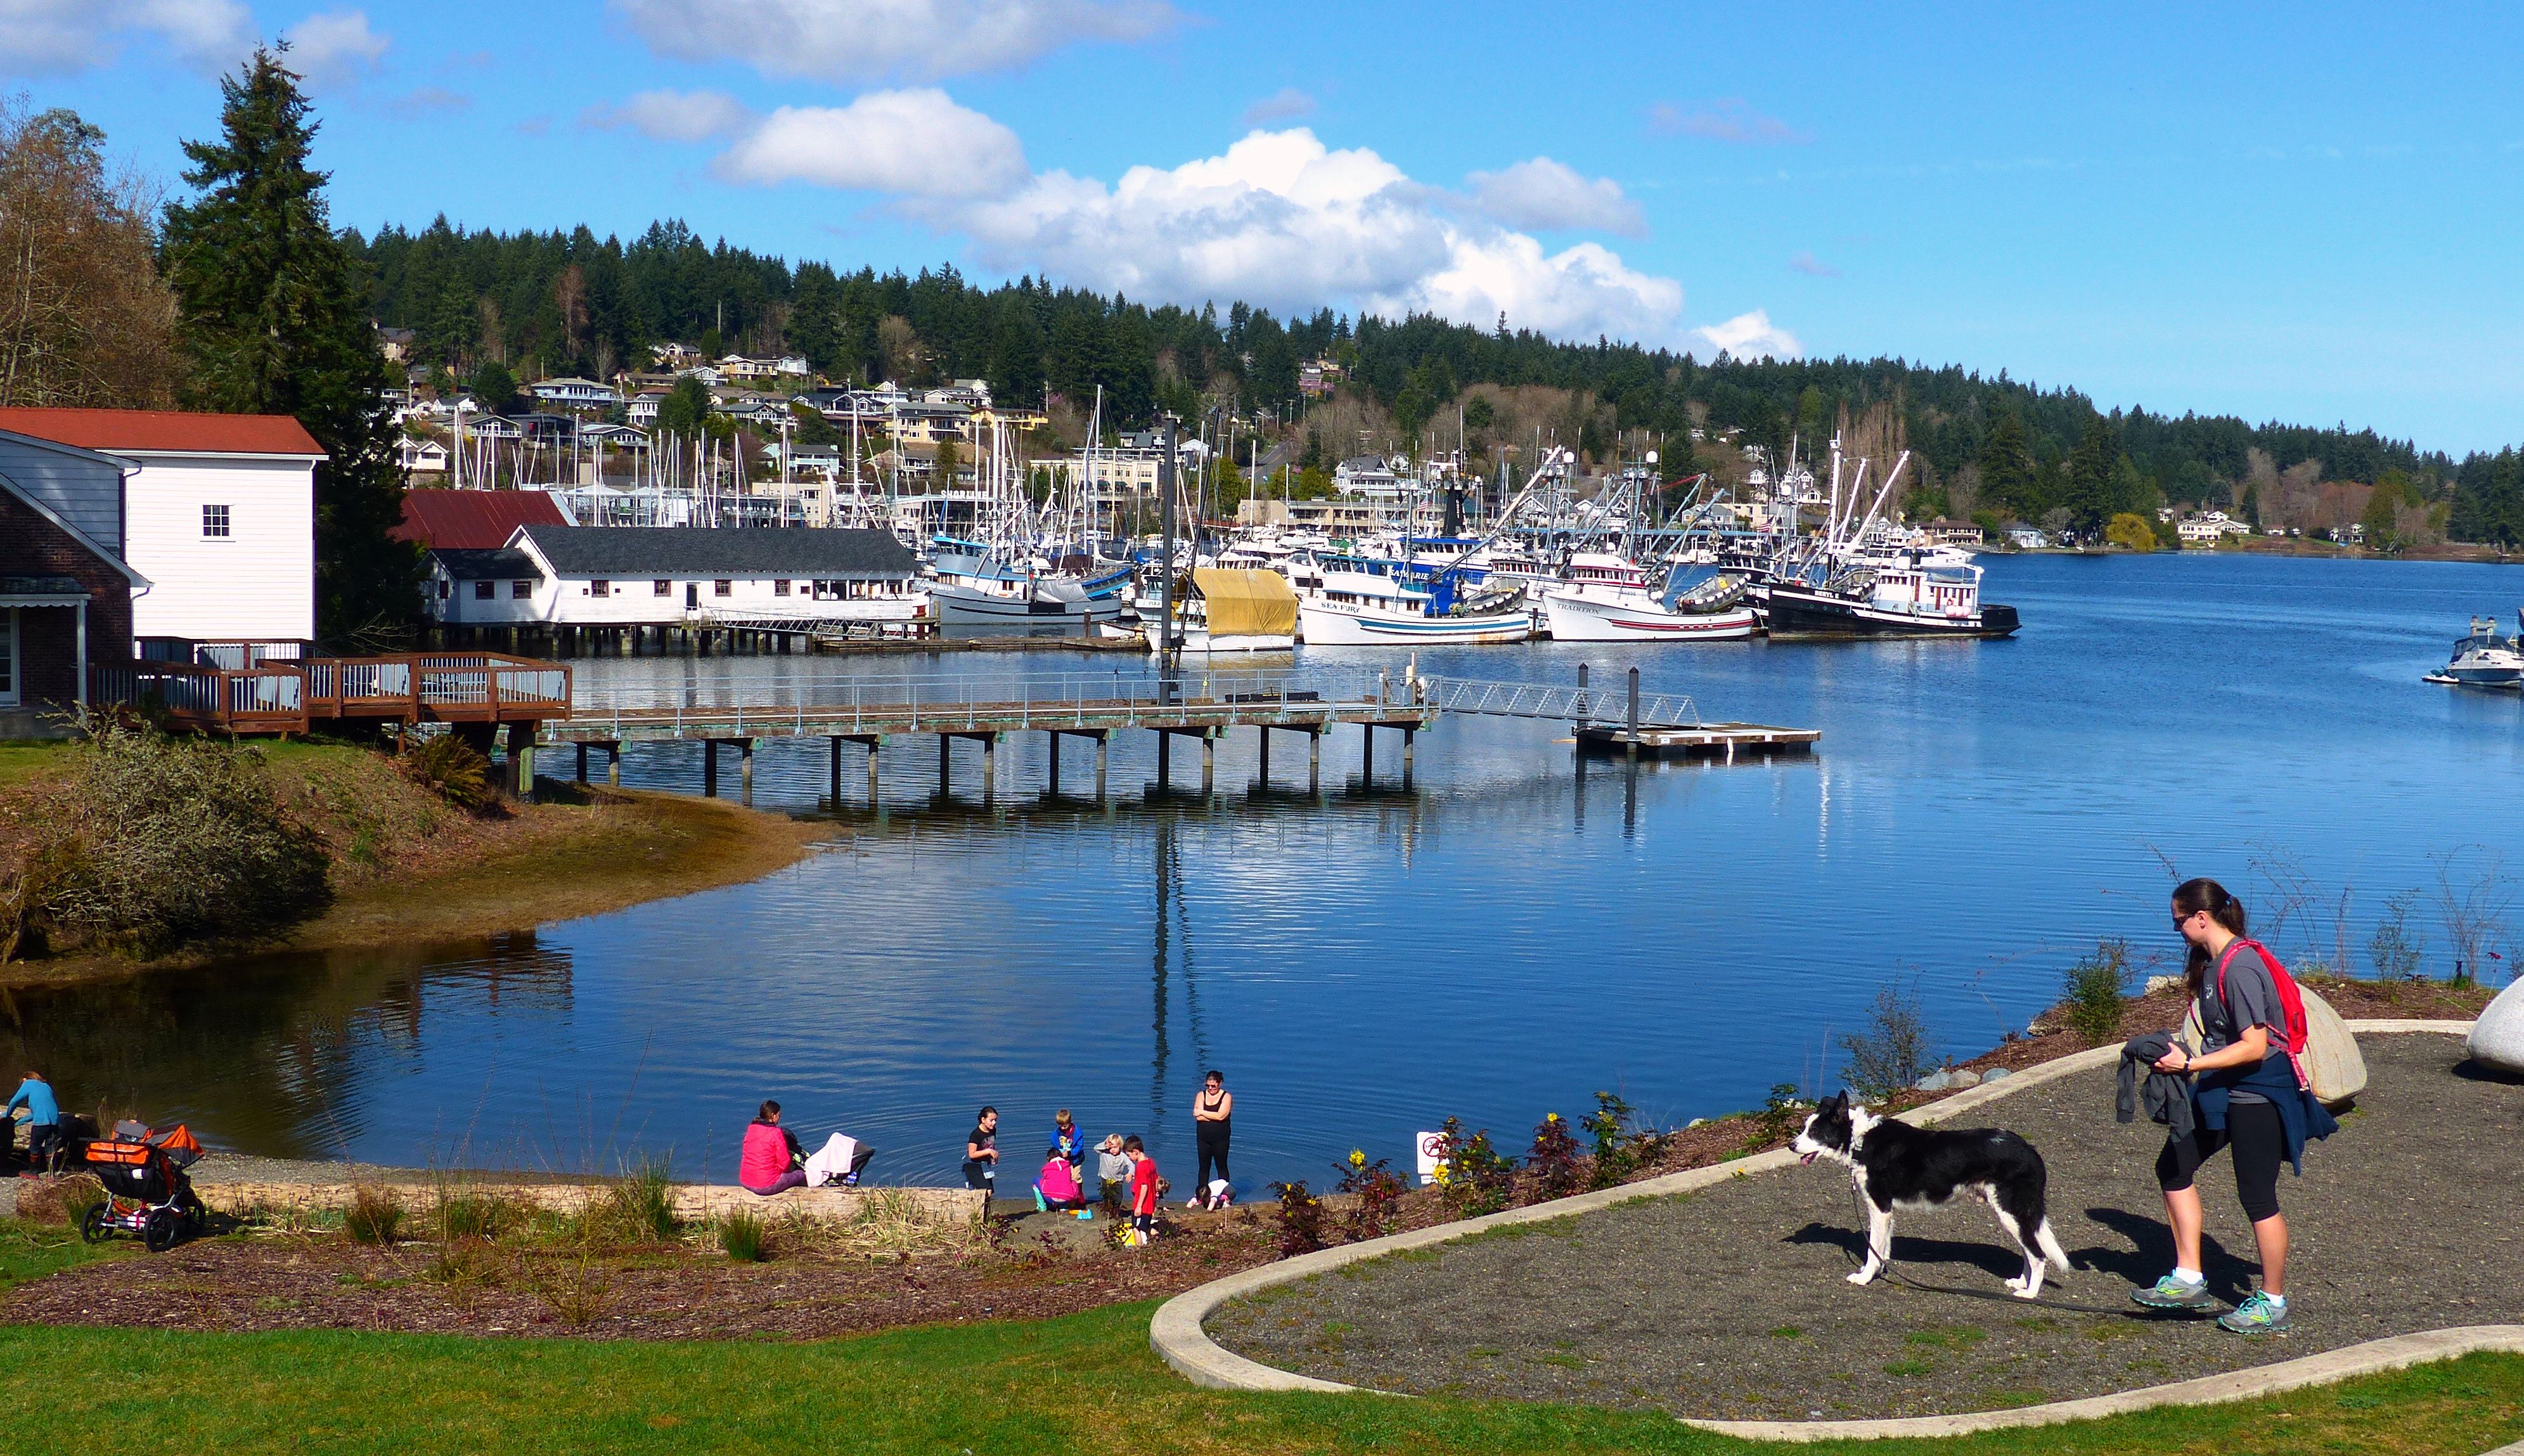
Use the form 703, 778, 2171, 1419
81, 1121, 207, 1253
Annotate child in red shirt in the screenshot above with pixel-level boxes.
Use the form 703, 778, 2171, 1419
1124, 1135, 1159, 1243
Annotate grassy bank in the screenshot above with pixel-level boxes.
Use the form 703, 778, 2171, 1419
0, 737, 824, 989
0, 1294, 2514, 1455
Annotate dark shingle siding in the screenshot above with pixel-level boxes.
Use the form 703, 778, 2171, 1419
518, 526, 917, 578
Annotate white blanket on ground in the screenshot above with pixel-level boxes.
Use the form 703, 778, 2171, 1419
803, 1133, 861, 1187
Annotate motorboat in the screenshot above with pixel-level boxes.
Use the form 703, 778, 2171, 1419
927, 553, 1125, 627
2433, 613, 2524, 690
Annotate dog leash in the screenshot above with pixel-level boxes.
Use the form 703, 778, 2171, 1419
1839, 1181, 2150, 1320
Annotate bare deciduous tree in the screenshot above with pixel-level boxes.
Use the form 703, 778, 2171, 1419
0, 96, 181, 408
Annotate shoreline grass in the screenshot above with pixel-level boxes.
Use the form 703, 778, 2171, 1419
0, 1298, 2514, 1455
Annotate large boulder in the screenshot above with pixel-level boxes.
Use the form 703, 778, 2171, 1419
2299, 988, 2366, 1109
2466, 977, 2524, 1076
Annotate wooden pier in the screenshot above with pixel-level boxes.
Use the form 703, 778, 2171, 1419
545, 672, 1439, 802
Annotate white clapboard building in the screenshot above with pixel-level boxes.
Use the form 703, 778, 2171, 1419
0, 408, 323, 647
438, 525, 927, 626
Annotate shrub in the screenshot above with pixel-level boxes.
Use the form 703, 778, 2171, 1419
20, 720, 330, 956
425, 1236, 503, 1287
434, 1188, 512, 1242
1526, 1113, 1583, 1202
1751, 1083, 1807, 1150
603, 1161, 679, 1242
718, 1208, 768, 1262
1582, 1091, 1665, 1189
400, 733, 497, 813
1332, 1150, 1406, 1242
1430, 1117, 1516, 1219
344, 1185, 404, 1246
532, 1255, 613, 1325
2061, 937, 2135, 1047
1838, 982, 1931, 1100
1268, 1180, 1327, 1256
16, 1173, 105, 1227
2368, 890, 2425, 981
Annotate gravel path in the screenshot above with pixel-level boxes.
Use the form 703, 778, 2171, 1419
1210, 1034, 2523, 1421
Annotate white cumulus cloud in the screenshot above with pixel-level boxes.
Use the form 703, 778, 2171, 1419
611, 0, 1178, 83
585, 88, 756, 143
715, 89, 1029, 199
0, 0, 254, 77
282, 9, 389, 91
1694, 309, 1801, 359
1464, 157, 1644, 237
921, 128, 1685, 345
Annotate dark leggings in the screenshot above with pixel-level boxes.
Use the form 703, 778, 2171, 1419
1195, 1121, 1230, 1191
2156, 1101, 2284, 1223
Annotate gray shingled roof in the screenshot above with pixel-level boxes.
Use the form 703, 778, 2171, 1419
430, 547, 542, 581
517, 525, 916, 578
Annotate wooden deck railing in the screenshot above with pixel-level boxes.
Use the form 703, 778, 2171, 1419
94, 652, 569, 735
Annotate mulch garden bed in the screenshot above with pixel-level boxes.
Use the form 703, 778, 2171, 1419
1209, 1033, 2524, 1421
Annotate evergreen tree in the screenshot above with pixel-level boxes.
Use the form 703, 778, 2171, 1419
162, 47, 417, 646
1978, 409, 2035, 517
2062, 415, 2118, 532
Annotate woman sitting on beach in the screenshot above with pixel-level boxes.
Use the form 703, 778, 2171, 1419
740, 1100, 808, 1195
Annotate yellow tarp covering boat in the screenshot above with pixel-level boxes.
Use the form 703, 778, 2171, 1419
1190, 568, 1297, 638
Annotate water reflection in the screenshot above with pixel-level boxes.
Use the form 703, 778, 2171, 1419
8, 555, 2523, 1190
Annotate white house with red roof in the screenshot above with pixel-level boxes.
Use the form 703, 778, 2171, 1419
0, 408, 325, 647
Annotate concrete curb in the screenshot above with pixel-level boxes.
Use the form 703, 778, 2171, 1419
1687, 1325, 2524, 1441
1149, 1021, 2490, 1431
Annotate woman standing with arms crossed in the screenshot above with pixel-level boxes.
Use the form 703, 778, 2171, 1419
1190, 1069, 1232, 1209
2133, 878, 2336, 1334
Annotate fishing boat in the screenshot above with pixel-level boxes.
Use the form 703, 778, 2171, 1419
1296, 570, 1531, 646
1540, 570, 1758, 642
2430, 613, 2524, 689
1767, 556, 2019, 639
1143, 568, 1299, 653
927, 553, 1119, 626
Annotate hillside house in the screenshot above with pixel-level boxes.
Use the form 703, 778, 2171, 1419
0, 425, 145, 730
0, 408, 320, 648
528, 377, 621, 411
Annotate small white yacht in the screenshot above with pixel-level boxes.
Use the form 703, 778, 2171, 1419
2435, 613, 2524, 690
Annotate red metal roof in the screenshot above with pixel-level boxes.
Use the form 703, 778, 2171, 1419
0, 406, 325, 458
392, 488, 570, 548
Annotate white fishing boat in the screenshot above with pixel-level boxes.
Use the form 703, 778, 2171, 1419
928, 554, 1118, 626
1540, 572, 1758, 642
1296, 570, 1531, 646
2432, 613, 2524, 689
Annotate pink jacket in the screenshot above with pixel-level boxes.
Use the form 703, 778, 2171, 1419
740, 1121, 794, 1190
1039, 1157, 1083, 1202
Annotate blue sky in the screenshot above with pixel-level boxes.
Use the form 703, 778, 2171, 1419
11, 2, 2521, 454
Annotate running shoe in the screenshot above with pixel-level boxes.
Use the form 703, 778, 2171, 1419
2218, 1291, 2289, 1334
2132, 1274, 2217, 1311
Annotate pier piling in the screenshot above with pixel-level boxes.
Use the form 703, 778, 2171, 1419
1201, 730, 1214, 796
1096, 731, 1109, 802
1046, 730, 1060, 796
937, 733, 951, 795
739, 738, 755, 806
1310, 727, 1321, 794
1156, 728, 1171, 790
704, 739, 719, 797
575, 742, 588, 783
607, 742, 620, 787
982, 733, 996, 801
1257, 725, 1270, 786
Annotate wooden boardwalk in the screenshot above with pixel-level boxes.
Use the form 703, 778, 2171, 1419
93, 651, 569, 736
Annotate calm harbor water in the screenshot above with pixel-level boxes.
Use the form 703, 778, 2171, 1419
11, 553, 2520, 1192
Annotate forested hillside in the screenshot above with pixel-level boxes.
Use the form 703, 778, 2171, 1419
352, 216, 2524, 544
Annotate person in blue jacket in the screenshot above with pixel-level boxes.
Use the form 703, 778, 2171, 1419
1049, 1109, 1089, 1181
6, 1069, 60, 1171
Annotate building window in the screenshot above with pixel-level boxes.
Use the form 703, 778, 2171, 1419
473, 580, 494, 600
653, 579, 671, 596
202, 504, 231, 538
512, 579, 532, 599
589, 579, 610, 598
0, 607, 15, 705
437, 579, 450, 599
773, 579, 790, 596
714, 579, 731, 597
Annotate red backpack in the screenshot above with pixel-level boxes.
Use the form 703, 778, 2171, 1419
2215, 938, 2312, 1087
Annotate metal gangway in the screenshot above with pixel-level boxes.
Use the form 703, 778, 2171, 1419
1412, 669, 1816, 761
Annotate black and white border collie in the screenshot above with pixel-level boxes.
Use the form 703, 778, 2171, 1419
1789, 1091, 2071, 1299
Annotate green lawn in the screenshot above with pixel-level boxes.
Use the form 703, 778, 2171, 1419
0, 1290, 2515, 1455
